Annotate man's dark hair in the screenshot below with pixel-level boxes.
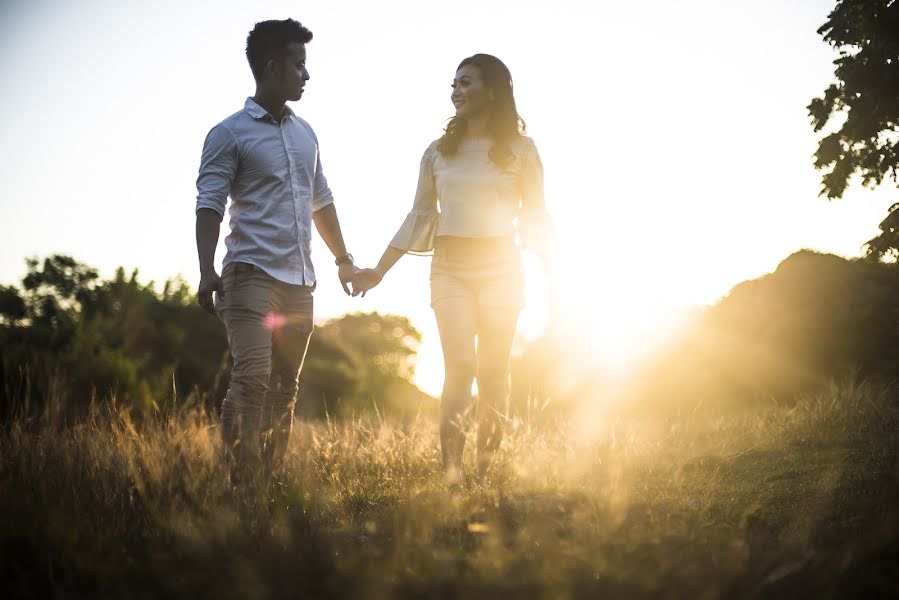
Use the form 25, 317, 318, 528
246, 19, 313, 81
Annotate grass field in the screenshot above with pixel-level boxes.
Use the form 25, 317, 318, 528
1, 380, 897, 599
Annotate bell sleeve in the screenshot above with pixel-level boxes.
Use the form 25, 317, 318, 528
389, 144, 439, 253
518, 137, 554, 252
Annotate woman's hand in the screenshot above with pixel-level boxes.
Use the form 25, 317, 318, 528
352, 268, 384, 297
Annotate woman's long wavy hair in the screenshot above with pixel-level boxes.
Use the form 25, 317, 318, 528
437, 54, 526, 167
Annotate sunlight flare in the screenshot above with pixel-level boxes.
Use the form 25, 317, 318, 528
263, 312, 287, 331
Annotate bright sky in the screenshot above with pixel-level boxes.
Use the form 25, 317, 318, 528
1, 0, 895, 396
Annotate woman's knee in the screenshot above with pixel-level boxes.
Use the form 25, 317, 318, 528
445, 355, 477, 385
441, 364, 475, 417
441, 392, 470, 422
477, 363, 510, 392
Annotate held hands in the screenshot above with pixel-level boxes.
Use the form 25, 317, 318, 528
338, 263, 383, 297
341, 247, 399, 297
351, 268, 383, 298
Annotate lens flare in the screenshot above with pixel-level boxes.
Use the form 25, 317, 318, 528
263, 312, 286, 330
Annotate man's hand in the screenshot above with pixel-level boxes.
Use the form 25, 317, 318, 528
198, 270, 224, 314
352, 268, 384, 298
338, 263, 358, 296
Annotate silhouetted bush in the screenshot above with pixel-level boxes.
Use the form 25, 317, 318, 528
513, 250, 899, 415
0, 256, 428, 422
642, 250, 899, 409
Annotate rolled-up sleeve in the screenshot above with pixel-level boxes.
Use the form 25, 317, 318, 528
311, 135, 335, 212
195, 124, 237, 219
389, 144, 439, 253
518, 137, 553, 251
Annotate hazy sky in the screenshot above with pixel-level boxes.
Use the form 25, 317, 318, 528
1, 0, 895, 394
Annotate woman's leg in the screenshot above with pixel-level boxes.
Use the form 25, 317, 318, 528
433, 296, 478, 485
475, 305, 520, 479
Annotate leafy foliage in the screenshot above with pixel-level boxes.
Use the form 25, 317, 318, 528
302, 312, 430, 420
809, 0, 899, 258
0, 255, 427, 422
0, 256, 229, 419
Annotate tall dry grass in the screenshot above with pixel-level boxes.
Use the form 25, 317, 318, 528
1, 379, 897, 598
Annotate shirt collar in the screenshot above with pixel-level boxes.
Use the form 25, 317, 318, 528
244, 97, 295, 121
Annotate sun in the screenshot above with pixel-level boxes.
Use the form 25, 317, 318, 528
517, 231, 692, 373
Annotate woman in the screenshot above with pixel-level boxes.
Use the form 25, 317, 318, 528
354, 53, 552, 486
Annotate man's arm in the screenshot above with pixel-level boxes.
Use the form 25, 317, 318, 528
195, 123, 236, 314
312, 203, 355, 295
196, 208, 224, 314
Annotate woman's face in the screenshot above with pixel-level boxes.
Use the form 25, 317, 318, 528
451, 64, 494, 118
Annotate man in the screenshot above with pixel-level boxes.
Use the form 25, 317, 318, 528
195, 19, 356, 482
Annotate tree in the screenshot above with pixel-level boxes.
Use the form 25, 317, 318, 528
629, 251, 899, 412
1, 256, 430, 422
0, 286, 26, 324
300, 312, 429, 419
809, 1, 899, 258
0, 255, 229, 419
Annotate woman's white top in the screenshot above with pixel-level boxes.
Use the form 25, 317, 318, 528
389, 136, 549, 253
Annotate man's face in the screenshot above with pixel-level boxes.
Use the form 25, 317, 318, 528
274, 41, 309, 102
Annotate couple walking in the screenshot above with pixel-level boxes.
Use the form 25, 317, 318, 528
195, 19, 552, 488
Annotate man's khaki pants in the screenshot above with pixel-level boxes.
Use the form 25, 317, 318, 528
215, 262, 314, 481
